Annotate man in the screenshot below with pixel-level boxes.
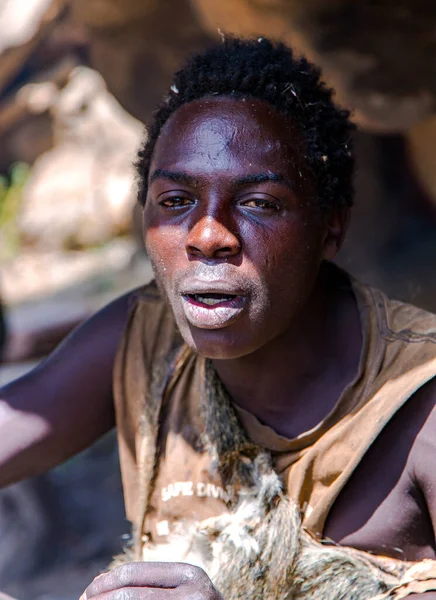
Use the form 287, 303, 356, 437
1, 37, 436, 599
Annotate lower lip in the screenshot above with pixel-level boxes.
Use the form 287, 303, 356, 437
181, 295, 246, 329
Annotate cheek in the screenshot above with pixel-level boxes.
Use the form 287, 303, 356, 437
144, 230, 180, 298
144, 223, 184, 272
246, 218, 323, 281
246, 220, 325, 323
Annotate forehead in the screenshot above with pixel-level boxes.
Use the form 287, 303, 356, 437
150, 97, 307, 178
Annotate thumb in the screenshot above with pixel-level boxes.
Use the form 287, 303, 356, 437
81, 572, 106, 600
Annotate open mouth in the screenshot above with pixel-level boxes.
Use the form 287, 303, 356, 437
181, 292, 246, 329
184, 292, 238, 307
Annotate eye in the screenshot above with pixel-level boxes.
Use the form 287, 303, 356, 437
239, 197, 280, 212
159, 196, 194, 209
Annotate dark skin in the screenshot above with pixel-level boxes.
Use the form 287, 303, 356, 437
1, 97, 435, 600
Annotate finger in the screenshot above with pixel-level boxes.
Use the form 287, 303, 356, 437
80, 572, 106, 600
87, 588, 179, 600
84, 562, 204, 598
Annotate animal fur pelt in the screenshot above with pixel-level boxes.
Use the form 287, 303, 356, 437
115, 352, 436, 599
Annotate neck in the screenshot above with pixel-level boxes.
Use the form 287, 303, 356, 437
212, 265, 362, 437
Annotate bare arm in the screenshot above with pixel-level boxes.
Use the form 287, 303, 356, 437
0, 291, 134, 487
405, 378, 436, 600
397, 377, 436, 596
411, 378, 436, 540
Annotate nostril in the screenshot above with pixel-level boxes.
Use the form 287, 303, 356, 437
186, 245, 204, 257
185, 217, 241, 259
186, 243, 240, 259
216, 247, 235, 257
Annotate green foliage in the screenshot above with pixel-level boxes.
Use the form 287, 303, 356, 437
0, 162, 30, 261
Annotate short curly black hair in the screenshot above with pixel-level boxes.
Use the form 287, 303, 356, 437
136, 36, 354, 211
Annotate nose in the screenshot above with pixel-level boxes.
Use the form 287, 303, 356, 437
185, 216, 241, 260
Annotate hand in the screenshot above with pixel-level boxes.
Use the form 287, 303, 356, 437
81, 561, 224, 600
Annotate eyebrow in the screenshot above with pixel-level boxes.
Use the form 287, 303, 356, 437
149, 169, 200, 186
149, 169, 294, 190
234, 173, 294, 191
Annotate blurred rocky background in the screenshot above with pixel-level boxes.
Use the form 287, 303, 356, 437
0, 0, 436, 598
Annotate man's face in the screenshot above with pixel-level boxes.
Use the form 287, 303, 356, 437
144, 97, 345, 359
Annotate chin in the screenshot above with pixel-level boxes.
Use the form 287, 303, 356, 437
195, 345, 245, 360
180, 324, 259, 360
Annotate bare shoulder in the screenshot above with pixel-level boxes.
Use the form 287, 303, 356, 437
39, 286, 139, 370
4, 280, 157, 405
57, 280, 159, 372
0, 285, 148, 485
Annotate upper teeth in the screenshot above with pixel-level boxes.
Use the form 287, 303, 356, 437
196, 295, 227, 306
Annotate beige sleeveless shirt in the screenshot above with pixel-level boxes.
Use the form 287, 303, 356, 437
113, 269, 436, 551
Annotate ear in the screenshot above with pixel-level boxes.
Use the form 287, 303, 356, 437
322, 206, 350, 260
